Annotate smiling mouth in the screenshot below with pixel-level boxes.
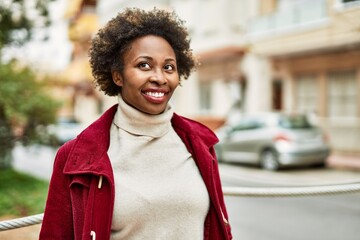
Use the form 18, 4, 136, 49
143, 91, 166, 98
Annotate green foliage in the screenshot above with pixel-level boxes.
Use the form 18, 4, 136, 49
0, 0, 60, 168
0, 61, 60, 167
0, 0, 54, 49
0, 61, 59, 126
0, 169, 49, 216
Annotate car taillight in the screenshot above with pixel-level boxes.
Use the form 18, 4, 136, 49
273, 133, 291, 142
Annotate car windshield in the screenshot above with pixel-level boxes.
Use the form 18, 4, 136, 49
278, 115, 313, 129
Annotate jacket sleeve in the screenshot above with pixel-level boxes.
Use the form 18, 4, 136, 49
39, 143, 74, 239
211, 146, 233, 239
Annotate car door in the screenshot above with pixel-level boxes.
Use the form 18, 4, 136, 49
221, 117, 265, 164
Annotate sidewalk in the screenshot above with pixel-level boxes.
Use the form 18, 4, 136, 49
326, 154, 360, 171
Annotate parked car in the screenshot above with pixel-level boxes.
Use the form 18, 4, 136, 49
47, 117, 84, 145
215, 112, 330, 170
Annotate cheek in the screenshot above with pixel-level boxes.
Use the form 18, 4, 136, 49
170, 74, 180, 86
173, 80, 180, 90
121, 72, 143, 89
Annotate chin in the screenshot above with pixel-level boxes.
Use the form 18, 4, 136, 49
143, 107, 167, 115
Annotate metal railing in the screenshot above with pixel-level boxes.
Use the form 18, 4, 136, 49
1, 182, 360, 231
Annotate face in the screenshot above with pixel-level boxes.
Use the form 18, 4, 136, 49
112, 35, 179, 115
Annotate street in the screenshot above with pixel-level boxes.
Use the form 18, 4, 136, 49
220, 163, 360, 240
225, 192, 360, 240
11, 145, 360, 240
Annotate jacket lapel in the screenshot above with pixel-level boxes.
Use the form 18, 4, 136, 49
63, 104, 118, 181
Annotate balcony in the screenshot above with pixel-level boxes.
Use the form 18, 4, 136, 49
248, 0, 328, 36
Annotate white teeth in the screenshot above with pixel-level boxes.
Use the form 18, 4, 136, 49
145, 92, 165, 98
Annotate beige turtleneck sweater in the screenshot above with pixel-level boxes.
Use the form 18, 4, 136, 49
108, 96, 210, 240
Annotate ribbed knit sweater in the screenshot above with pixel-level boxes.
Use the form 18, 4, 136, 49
108, 96, 210, 240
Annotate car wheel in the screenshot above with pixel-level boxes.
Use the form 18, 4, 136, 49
313, 161, 326, 168
260, 150, 279, 171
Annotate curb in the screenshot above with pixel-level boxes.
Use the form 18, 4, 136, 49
326, 155, 360, 171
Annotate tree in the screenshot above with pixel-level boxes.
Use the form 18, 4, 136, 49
0, 0, 59, 168
0, 0, 54, 50
0, 61, 60, 168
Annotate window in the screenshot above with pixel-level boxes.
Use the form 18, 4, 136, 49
199, 81, 212, 113
295, 74, 318, 114
327, 70, 358, 118
343, 0, 360, 3
278, 115, 313, 129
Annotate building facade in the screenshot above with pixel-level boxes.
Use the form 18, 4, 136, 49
245, 0, 360, 155
64, 0, 360, 155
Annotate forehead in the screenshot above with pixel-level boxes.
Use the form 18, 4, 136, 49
125, 35, 176, 59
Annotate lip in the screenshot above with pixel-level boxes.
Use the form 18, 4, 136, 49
141, 88, 170, 104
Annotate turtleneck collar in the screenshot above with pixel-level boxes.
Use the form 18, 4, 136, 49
113, 95, 173, 138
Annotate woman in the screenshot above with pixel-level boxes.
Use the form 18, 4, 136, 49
40, 8, 232, 240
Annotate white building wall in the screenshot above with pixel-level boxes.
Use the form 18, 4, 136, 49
74, 95, 100, 125
241, 53, 272, 113
211, 80, 234, 117
97, 0, 170, 25
172, 73, 200, 117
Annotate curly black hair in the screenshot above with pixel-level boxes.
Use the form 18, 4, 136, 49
89, 8, 196, 96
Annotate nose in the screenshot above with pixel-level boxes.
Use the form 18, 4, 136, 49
149, 69, 167, 85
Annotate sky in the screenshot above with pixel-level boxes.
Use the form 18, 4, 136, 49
2, 0, 72, 72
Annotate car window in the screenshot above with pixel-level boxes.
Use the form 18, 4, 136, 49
232, 118, 264, 131
278, 115, 313, 129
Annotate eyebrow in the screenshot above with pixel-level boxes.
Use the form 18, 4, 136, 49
135, 56, 176, 62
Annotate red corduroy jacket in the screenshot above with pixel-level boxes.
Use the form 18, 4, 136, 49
39, 104, 232, 240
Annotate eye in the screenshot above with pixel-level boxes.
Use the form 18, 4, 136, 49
164, 64, 176, 72
138, 62, 151, 70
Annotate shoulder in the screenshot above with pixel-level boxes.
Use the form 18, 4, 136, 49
171, 113, 218, 146
50, 139, 76, 175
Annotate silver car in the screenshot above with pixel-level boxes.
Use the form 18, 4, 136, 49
215, 113, 330, 170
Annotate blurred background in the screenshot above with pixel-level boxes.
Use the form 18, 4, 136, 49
1, 0, 360, 239
3, 0, 360, 157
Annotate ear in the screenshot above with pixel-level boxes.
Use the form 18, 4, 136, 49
112, 71, 123, 87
